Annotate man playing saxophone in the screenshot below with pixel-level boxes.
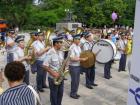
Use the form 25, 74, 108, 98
43, 36, 64, 105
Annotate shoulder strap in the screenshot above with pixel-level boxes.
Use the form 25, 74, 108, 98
28, 85, 42, 105
83, 41, 92, 51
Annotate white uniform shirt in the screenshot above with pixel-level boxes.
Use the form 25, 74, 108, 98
32, 40, 46, 61
6, 36, 16, 53
13, 46, 30, 71
80, 37, 86, 47
69, 43, 81, 66
31, 40, 38, 47
0, 48, 7, 71
117, 39, 127, 54
43, 48, 64, 78
82, 40, 94, 51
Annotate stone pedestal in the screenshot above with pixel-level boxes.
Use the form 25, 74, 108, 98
56, 22, 82, 31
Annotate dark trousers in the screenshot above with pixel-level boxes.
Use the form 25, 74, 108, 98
104, 60, 112, 78
31, 61, 37, 74
23, 70, 29, 85
90, 65, 95, 85
69, 66, 81, 96
80, 67, 85, 74
36, 60, 47, 90
119, 54, 127, 71
7, 53, 13, 63
85, 65, 95, 86
48, 77, 64, 105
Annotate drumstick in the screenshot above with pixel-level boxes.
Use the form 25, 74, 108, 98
95, 49, 101, 56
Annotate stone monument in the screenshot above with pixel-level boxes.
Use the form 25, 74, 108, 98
56, 9, 82, 31
56, 22, 82, 31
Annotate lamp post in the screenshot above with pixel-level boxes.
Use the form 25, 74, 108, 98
65, 9, 72, 22
33, 0, 42, 5
65, 9, 70, 22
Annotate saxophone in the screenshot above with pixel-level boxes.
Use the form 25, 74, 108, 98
54, 51, 70, 85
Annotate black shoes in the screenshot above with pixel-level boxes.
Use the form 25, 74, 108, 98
38, 88, 45, 92
70, 93, 80, 99
122, 70, 126, 71
70, 95, 79, 99
104, 75, 112, 79
86, 85, 93, 89
118, 69, 122, 72
104, 77, 110, 79
118, 69, 126, 72
91, 83, 98, 86
42, 85, 49, 88
76, 94, 80, 98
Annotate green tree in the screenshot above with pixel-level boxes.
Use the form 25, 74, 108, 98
25, 0, 70, 29
0, 0, 32, 29
0, 0, 136, 29
73, 0, 135, 27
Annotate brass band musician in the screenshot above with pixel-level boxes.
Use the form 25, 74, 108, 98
13, 35, 31, 85
32, 32, 49, 92
69, 34, 87, 99
82, 32, 98, 89
43, 36, 64, 105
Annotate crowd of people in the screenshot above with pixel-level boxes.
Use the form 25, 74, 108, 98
0, 26, 133, 105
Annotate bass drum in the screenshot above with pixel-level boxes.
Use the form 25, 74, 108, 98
80, 50, 96, 68
91, 39, 117, 63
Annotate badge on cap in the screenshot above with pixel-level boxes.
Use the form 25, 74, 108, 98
15, 35, 25, 43
9, 29, 15, 34
52, 36, 63, 42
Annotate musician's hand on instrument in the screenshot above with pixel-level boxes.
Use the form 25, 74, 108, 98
27, 56, 32, 60
24, 56, 29, 60
120, 49, 125, 52
80, 57, 88, 61
24, 55, 31, 60
71, 57, 80, 61
53, 72, 60, 78
84, 57, 88, 61
45, 46, 51, 52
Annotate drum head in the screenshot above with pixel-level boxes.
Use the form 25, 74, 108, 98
80, 50, 95, 68
92, 39, 116, 63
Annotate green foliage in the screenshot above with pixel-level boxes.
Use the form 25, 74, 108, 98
0, 0, 32, 28
0, 0, 136, 29
73, 0, 134, 27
